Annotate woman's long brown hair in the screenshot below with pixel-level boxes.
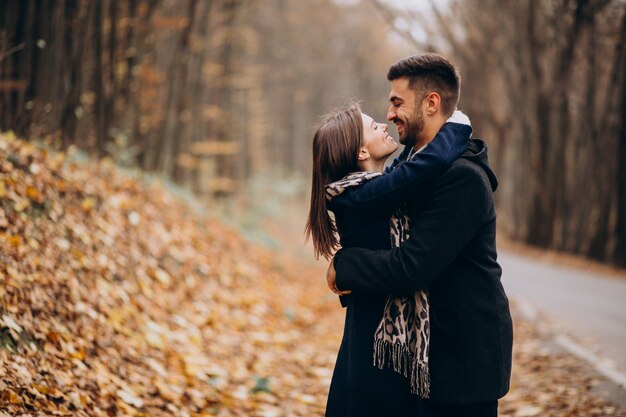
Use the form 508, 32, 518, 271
305, 103, 363, 260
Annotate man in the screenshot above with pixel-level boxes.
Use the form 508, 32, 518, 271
327, 53, 513, 416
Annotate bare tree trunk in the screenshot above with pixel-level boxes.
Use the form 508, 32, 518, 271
60, 0, 91, 146
612, 10, 626, 266
172, 1, 212, 185
93, 0, 107, 154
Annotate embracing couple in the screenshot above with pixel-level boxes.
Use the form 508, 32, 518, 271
306, 53, 514, 417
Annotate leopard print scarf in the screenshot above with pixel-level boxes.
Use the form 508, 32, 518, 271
326, 171, 430, 398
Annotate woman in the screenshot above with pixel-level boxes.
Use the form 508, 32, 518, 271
305, 103, 471, 417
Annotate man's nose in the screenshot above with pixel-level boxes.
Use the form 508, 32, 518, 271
387, 106, 395, 122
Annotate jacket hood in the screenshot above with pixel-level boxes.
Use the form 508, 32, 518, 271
461, 138, 498, 192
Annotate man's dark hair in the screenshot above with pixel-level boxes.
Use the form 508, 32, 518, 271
387, 53, 461, 117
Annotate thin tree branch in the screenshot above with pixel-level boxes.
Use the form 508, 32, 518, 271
366, 0, 431, 50
0, 43, 25, 63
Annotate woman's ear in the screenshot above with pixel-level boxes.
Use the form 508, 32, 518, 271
357, 147, 370, 162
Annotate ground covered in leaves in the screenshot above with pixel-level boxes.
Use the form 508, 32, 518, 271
0, 133, 623, 416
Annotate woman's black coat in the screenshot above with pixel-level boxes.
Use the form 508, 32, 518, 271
324, 203, 420, 417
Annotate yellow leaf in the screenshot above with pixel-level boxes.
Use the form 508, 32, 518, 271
81, 197, 96, 211
26, 185, 43, 201
69, 350, 85, 361
0, 388, 22, 405
33, 384, 49, 395
13, 198, 29, 212
66, 344, 86, 361
27, 238, 39, 250
54, 178, 68, 192
7, 234, 21, 247
108, 309, 124, 325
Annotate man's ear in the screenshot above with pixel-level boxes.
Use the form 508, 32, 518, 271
424, 92, 441, 116
357, 147, 370, 161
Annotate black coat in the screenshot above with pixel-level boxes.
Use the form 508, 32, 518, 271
324, 204, 420, 417
334, 140, 513, 405
324, 122, 472, 417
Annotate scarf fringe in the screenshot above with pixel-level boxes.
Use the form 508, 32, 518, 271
373, 339, 430, 398
411, 359, 430, 398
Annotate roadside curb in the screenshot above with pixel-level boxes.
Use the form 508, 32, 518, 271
510, 296, 626, 415
514, 296, 626, 390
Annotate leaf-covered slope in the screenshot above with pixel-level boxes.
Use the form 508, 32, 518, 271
0, 133, 340, 416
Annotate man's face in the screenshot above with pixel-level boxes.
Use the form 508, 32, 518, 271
387, 77, 425, 147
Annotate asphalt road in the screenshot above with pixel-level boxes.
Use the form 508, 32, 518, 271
499, 251, 626, 381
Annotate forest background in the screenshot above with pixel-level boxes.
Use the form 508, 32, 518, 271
1, 0, 625, 267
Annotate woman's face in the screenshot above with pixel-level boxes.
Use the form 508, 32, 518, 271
361, 113, 398, 162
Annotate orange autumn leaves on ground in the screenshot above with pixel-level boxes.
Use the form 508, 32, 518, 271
0, 132, 343, 416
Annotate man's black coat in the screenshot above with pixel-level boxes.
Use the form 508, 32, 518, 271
334, 140, 513, 404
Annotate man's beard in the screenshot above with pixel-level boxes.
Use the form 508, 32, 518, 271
398, 110, 424, 148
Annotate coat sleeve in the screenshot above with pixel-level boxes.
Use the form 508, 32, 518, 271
331, 121, 471, 213
334, 161, 492, 295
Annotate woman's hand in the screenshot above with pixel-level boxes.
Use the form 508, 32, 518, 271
327, 259, 351, 295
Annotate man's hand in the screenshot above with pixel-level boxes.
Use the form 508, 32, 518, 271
327, 259, 351, 295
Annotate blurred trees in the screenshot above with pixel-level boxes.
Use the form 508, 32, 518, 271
0, 0, 398, 195
463, 0, 626, 267
2, 0, 624, 266
378, 0, 626, 266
